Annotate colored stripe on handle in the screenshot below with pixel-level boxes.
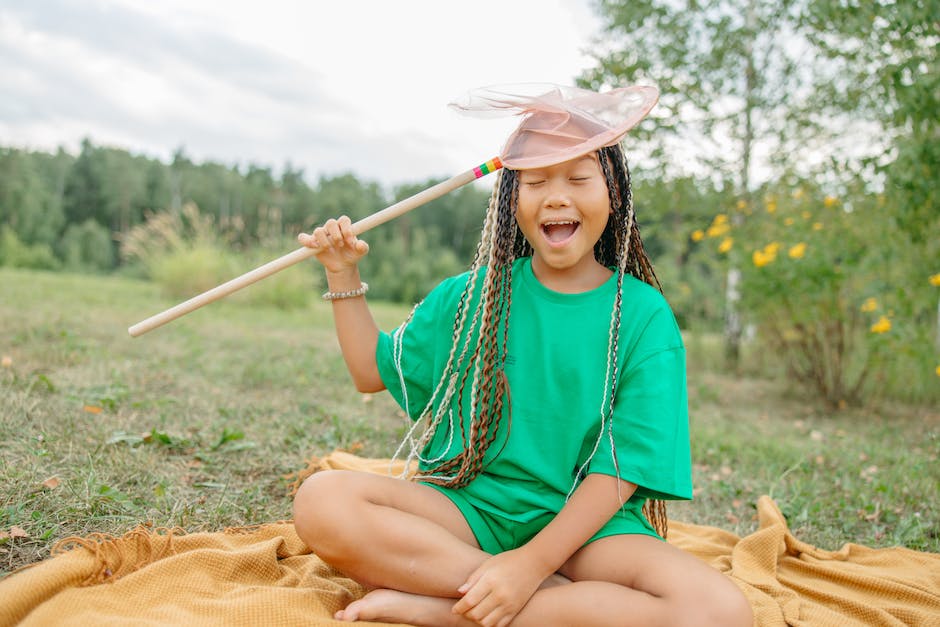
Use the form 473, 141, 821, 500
473, 157, 503, 179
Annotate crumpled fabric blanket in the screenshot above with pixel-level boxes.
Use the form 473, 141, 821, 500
1, 451, 938, 626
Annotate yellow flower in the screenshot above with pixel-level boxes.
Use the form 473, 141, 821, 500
870, 316, 891, 334
812, 222, 824, 231
860, 297, 878, 313
766, 199, 777, 214
706, 222, 730, 238
736, 199, 747, 211
691, 229, 705, 242
935, 365, 940, 377
718, 237, 733, 253
788, 243, 807, 259
713, 213, 729, 225
930, 273, 940, 287
824, 195, 838, 208
801, 211, 811, 219
793, 188, 805, 200
764, 242, 781, 256
784, 217, 795, 226
752, 250, 772, 267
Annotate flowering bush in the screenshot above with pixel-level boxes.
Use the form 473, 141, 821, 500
688, 179, 939, 407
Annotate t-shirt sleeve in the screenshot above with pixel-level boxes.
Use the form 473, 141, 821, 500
375, 274, 465, 420
589, 303, 693, 501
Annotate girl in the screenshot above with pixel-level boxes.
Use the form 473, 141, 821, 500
293, 85, 752, 627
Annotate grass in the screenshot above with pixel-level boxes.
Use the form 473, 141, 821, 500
1, 267, 938, 577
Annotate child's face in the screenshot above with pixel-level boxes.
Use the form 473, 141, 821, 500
515, 153, 612, 281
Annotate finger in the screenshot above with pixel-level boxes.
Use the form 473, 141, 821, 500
465, 598, 501, 626
452, 587, 480, 614
457, 565, 484, 595
337, 216, 359, 247
324, 219, 344, 247
313, 226, 332, 250
354, 239, 369, 255
456, 587, 497, 621
297, 232, 314, 248
480, 607, 507, 627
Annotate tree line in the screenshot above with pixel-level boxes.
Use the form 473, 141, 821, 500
0, 137, 734, 322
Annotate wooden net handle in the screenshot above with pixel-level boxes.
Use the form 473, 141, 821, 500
128, 159, 501, 337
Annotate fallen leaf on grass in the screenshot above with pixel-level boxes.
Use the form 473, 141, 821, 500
41, 476, 60, 489
1, 355, 12, 368
83, 405, 103, 414
9, 526, 29, 539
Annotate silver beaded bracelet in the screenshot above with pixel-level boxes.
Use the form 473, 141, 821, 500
321, 282, 369, 301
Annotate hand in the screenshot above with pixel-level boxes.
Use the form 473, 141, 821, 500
297, 215, 369, 274
451, 548, 551, 627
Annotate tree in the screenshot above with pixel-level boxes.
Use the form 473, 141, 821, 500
63, 139, 107, 227
581, 0, 809, 366
0, 149, 63, 248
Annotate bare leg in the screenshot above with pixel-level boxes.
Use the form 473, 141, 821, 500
294, 473, 751, 626
337, 573, 572, 626
335, 535, 752, 627
293, 470, 487, 596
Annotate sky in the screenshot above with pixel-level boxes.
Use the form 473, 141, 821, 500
1, 0, 606, 187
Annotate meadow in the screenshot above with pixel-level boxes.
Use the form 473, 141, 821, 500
1, 266, 937, 577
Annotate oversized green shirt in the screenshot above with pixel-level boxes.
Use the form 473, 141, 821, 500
376, 257, 692, 524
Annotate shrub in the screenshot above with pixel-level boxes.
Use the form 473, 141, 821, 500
689, 182, 939, 407
148, 244, 238, 299
60, 219, 116, 272
230, 243, 316, 310
0, 226, 59, 270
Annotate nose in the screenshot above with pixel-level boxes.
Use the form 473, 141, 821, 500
543, 179, 572, 209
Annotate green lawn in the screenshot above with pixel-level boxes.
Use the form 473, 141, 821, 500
1, 267, 937, 576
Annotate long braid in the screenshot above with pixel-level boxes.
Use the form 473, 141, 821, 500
597, 144, 669, 538
413, 170, 520, 487
394, 171, 504, 476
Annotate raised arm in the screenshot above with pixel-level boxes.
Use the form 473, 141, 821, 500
298, 216, 385, 393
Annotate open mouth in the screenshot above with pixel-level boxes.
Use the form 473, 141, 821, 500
540, 220, 580, 244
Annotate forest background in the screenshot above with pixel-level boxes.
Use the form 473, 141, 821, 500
3, 0, 937, 406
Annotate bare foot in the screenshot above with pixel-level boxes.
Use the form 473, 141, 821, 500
335, 588, 462, 626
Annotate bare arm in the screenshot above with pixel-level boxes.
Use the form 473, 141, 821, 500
523, 473, 637, 572
453, 473, 637, 626
298, 216, 385, 393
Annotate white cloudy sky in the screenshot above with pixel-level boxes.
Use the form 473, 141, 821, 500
1, 0, 606, 186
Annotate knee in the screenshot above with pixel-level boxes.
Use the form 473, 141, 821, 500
696, 580, 753, 627
292, 470, 360, 558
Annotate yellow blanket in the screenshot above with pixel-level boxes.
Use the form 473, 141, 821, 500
1, 452, 938, 626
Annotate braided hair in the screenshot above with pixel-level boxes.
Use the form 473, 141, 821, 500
392, 143, 669, 537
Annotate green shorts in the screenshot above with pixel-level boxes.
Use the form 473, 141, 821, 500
423, 482, 662, 554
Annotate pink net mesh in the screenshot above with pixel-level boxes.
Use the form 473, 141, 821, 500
450, 83, 659, 169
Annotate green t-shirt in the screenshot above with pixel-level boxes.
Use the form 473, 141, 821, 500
376, 257, 692, 524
